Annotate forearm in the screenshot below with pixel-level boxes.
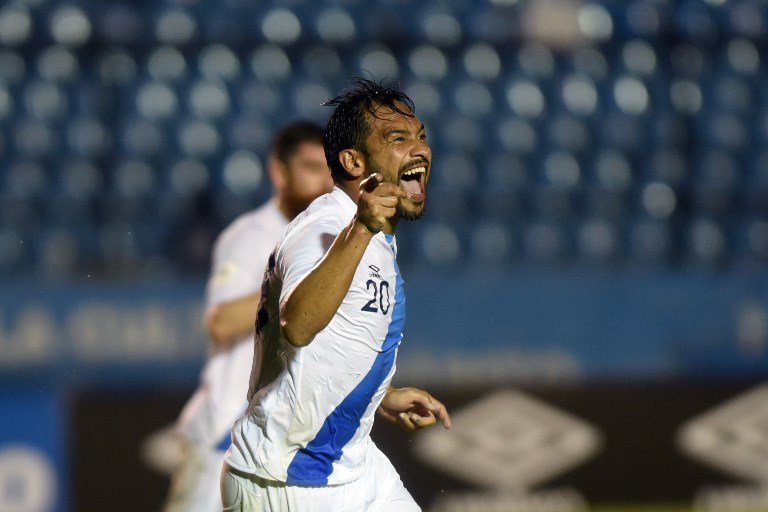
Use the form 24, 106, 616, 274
205, 293, 260, 346
280, 217, 374, 346
377, 385, 398, 418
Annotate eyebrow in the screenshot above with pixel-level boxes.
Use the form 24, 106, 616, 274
383, 124, 426, 138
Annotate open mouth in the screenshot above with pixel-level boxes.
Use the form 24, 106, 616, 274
399, 166, 427, 202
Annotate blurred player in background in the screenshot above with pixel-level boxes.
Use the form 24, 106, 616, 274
162, 121, 334, 512
220, 79, 451, 511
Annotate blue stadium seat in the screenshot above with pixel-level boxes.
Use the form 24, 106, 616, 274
301, 45, 343, 82
402, 80, 442, 120
313, 6, 359, 45
435, 114, 484, 153
250, 44, 293, 85
0, 4, 33, 48
227, 113, 274, 154
628, 217, 675, 266
5, 159, 48, 200
290, 80, 334, 122
187, 79, 232, 120
468, 220, 518, 268
416, 222, 463, 268
546, 115, 592, 154
451, 80, 493, 120
154, 7, 199, 46
522, 220, 571, 266
744, 219, 768, 262
23, 80, 69, 121
0, 227, 29, 274
67, 117, 112, 158
119, 117, 165, 158
96, 48, 138, 86
686, 218, 729, 267
147, 46, 188, 84
691, 150, 739, 216
36, 227, 82, 277
91, 2, 144, 45
576, 217, 623, 265
496, 117, 538, 155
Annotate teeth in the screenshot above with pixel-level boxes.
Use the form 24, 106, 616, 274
402, 167, 426, 177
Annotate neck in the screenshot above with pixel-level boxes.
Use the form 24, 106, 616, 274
276, 196, 300, 221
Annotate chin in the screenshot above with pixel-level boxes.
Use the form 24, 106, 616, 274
397, 202, 426, 221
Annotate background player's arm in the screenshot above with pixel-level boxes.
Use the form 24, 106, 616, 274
204, 293, 260, 346
280, 174, 405, 347
377, 385, 452, 432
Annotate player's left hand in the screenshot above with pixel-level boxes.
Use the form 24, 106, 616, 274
377, 387, 451, 432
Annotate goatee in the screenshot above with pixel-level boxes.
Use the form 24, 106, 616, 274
396, 202, 425, 221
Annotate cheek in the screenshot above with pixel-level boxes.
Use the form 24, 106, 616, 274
295, 173, 331, 195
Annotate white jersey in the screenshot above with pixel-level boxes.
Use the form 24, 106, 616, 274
177, 199, 288, 449
225, 187, 407, 486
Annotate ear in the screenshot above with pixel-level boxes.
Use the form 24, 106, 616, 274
339, 149, 365, 179
268, 155, 286, 191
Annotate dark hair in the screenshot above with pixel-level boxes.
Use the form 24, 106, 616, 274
323, 78, 416, 183
271, 120, 324, 164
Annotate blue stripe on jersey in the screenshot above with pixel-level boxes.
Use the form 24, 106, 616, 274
383, 258, 406, 352
285, 347, 396, 485
285, 243, 406, 485
216, 432, 231, 451
382, 233, 404, 351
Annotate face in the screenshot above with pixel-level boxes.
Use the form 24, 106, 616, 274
280, 141, 334, 213
362, 104, 432, 221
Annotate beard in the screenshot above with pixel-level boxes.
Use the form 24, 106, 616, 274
398, 200, 426, 221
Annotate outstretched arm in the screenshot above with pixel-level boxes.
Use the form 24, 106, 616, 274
204, 293, 260, 346
280, 174, 407, 347
377, 385, 452, 432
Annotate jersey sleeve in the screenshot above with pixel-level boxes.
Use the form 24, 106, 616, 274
277, 215, 345, 306
206, 222, 278, 308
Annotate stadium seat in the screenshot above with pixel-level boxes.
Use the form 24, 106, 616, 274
2, 0, 768, 276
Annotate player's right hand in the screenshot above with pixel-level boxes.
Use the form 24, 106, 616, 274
356, 173, 407, 234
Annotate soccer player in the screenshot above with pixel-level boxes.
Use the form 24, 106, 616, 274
220, 78, 451, 511
163, 121, 334, 512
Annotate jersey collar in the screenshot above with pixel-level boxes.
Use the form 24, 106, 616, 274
331, 186, 358, 218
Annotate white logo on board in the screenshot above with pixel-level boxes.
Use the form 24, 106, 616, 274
0, 445, 56, 512
678, 384, 768, 511
678, 384, 768, 483
413, 389, 602, 511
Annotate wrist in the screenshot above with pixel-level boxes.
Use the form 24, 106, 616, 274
351, 216, 377, 238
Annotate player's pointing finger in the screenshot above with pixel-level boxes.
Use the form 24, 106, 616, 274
360, 173, 383, 193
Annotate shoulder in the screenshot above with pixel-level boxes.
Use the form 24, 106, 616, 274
292, 206, 345, 234
284, 193, 349, 240
275, 196, 348, 264
215, 201, 287, 252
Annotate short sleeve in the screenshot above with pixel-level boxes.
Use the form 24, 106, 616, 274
278, 216, 345, 306
206, 223, 279, 307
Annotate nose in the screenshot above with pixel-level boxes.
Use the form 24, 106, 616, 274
411, 137, 431, 162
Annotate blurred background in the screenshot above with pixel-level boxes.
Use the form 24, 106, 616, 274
2, 0, 768, 510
